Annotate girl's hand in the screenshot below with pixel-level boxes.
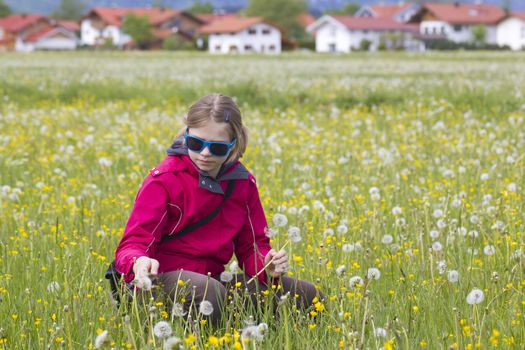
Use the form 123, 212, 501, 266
133, 256, 159, 282
264, 249, 289, 278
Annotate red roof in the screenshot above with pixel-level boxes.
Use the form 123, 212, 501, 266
197, 13, 238, 24
332, 16, 419, 31
369, 3, 413, 19
200, 16, 267, 34
512, 12, 525, 21
58, 20, 80, 32
24, 26, 76, 43
297, 12, 315, 27
421, 3, 506, 25
85, 7, 184, 27
0, 14, 48, 33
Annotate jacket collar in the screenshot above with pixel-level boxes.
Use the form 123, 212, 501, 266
165, 138, 248, 194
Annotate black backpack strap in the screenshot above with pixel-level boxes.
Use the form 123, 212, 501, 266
159, 180, 235, 244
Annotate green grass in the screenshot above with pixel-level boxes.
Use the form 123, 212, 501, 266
0, 51, 524, 349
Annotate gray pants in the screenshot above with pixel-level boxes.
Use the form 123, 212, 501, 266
157, 270, 324, 325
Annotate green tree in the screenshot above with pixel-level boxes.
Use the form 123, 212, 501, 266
0, 0, 11, 17
51, 0, 85, 20
245, 0, 307, 41
324, 2, 360, 16
122, 13, 153, 50
471, 24, 486, 46
186, 1, 214, 15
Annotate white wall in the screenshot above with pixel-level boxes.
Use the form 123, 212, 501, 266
34, 37, 77, 50
208, 23, 281, 54
81, 20, 131, 47
421, 20, 498, 44
81, 19, 100, 45
498, 17, 525, 50
315, 21, 351, 52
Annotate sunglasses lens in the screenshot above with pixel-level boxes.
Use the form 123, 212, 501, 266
209, 143, 229, 156
186, 136, 204, 152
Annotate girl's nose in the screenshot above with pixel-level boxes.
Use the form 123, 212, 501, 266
200, 146, 212, 156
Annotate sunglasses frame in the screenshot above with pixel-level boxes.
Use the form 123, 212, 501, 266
184, 129, 236, 157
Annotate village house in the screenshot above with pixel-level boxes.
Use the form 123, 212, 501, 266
200, 16, 281, 54
80, 7, 203, 48
307, 15, 421, 52
497, 12, 525, 50
0, 14, 78, 51
355, 2, 421, 23
408, 3, 506, 45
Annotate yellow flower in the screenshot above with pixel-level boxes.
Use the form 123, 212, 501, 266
208, 336, 219, 346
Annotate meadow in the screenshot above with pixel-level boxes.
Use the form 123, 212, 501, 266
0, 51, 524, 349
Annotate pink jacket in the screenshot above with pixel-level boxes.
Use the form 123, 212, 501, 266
114, 153, 272, 284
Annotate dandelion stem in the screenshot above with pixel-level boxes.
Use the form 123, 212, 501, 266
247, 240, 290, 284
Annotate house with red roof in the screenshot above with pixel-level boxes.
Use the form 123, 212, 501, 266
200, 16, 281, 54
497, 12, 525, 50
80, 7, 203, 48
409, 3, 506, 45
355, 2, 421, 23
0, 14, 78, 51
307, 15, 421, 52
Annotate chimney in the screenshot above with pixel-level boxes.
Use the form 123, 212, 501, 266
454, 2, 460, 7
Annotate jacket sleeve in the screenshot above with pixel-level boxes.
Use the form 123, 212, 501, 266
234, 177, 272, 284
115, 176, 169, 282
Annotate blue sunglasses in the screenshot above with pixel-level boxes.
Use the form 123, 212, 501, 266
184, 129, 236, 157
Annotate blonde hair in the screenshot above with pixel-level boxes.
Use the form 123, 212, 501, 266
176, 93, 248, 160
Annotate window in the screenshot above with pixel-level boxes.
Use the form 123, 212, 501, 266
248, 28, 256, 35
424, 27, 429, 35
244, 44, 253, 51
215, 45, 221, 52
432, 27, 437, 35
329, 43, 336, 52
330, 26, 337, 36
262, 28, 271, 35
454, 24, 462, 32
522, 25, 525, 39
269, 45, 275, 51
441, 26, 445, 35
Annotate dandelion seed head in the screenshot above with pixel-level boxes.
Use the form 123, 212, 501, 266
367, 268, 381, 280
219, 271, 233, 283
272, 213, 288, 227
349, 276, 364, 288
287, 226, 302, 243
153, 321, 173, 338
199, 300, 214, 316
447, 270, 459, 283
47, 281, 60, 293
94, 330, 110, 349
171, 303, 187, 317
466, 288, 485, 305
163, 337, 182, 350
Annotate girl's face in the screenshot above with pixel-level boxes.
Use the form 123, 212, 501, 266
186, 119, 233, 178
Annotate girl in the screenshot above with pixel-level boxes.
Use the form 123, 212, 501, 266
114, 93, 322, 324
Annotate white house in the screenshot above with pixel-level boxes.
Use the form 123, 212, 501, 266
355, 2, 421, 23
409, 3, 506, 45
19, 26, 78, 51
200, 16, 281, 54
80, 7, 202, 48
307, 15, 421, 53
497, 13, 525, 50
0, 14, 78, 51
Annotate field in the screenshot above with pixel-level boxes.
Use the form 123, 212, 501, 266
1, 51, 524, 349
